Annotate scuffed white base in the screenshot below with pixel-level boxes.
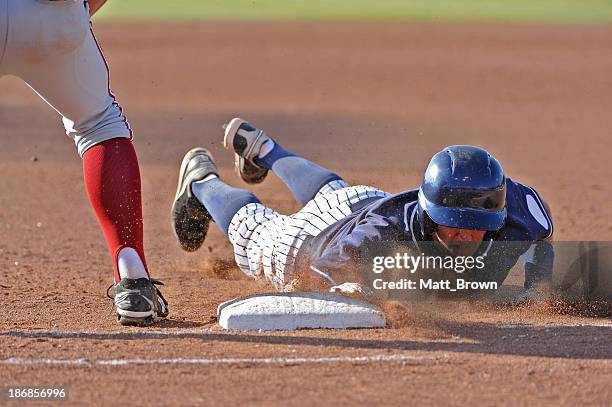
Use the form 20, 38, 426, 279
217, 292, 386, 331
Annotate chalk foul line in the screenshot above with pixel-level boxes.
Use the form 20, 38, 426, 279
0, 354, 443, 367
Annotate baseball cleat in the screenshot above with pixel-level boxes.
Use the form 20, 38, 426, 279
108, 278, 169, 327
222, 117, 271, 184
171, 148, 218, 252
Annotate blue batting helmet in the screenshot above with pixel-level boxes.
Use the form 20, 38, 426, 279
417, 145, 507, 234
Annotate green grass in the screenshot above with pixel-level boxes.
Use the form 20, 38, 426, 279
96, 0, 612, 24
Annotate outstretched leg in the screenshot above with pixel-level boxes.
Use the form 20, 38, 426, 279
223, 118, 344, 205
172, 143, 390, 290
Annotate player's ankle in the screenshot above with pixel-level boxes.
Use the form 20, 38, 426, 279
257, 139, 275, 159
254, 141, 295, 169
117, 247, 149, 282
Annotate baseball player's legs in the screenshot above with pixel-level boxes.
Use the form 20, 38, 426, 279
4, 2, 149, 283
188, 174, 289, 285
219, 179, 389, 289
220, 120, 389, 287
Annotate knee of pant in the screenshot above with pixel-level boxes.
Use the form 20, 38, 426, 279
69, 105, 133, 157
315, 179, 349, 197
228, 203, 264, 241
228, 203, 280, 244
75, 133, 132, 157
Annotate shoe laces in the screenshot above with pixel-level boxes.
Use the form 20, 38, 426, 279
151, 279, 168, 307
106, 278, 166, 300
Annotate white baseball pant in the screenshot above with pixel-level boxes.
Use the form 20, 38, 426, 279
0, 0, 132, 155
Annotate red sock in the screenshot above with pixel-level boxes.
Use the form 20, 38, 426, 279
82, 137, 149, 282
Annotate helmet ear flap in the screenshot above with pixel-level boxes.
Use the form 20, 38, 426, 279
423, 212, 437, 237
417, 209, 437, 238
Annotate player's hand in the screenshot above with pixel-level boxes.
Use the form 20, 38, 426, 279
510, 289, 538, 305
330, 282, 370, 299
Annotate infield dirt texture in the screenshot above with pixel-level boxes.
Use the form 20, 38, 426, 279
1, 4, 612, 406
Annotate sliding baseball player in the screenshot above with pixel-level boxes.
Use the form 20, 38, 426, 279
172, 118, 554, 298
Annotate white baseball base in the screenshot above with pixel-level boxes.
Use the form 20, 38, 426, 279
217, 292, 386, 331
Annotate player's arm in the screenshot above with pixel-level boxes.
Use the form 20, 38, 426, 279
523, 192, 555, 290
88, 0, 109, 16
505, 179, 555, 292
309, 231, 372, 288
310, 218, 396, 289
524, 240, 554, 290
541, 198, 553, 241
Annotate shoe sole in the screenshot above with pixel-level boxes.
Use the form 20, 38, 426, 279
116, 308, 161, 327
171, 148, 215, 252
222, 117, 245, 151
118, 314, 156, 327
223, 118, 268, 184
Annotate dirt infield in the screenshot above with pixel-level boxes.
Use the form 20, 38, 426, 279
1, 22, 611, 405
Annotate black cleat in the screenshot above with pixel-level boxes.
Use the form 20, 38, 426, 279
108, 278, 169, 327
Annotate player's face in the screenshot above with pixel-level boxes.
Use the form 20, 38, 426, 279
433, 225, 486, 256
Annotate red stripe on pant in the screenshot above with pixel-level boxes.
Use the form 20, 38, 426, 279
82, 137, 148, 282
